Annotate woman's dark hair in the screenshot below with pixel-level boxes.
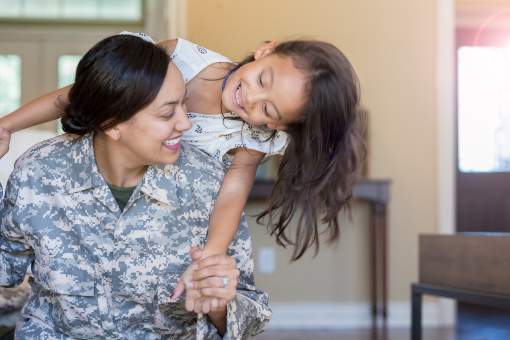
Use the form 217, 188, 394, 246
242, 40, 367, 261
61, 35, 170, 134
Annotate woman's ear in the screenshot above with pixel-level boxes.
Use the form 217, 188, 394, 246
104, 126, 121, 141
254, 41, 278, 60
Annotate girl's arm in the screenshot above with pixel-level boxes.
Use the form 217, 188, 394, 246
0, 127, 10, 158
0, 85, 70, 133
202, 148, 264, 258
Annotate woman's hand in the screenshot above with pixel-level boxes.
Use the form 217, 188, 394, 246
191, 253, 240, 305
0, 126, 11, 158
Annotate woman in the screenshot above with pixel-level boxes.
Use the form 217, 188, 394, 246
0, 34, 270, 339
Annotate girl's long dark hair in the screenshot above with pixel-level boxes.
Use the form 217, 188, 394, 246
245, 41, 366, 261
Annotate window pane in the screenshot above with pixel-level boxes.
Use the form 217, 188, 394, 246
58, 55, 81, 88
0, 55, 21, 116
0, 0, 142, 21
0, 0, 22, 17
101, 0, 140, 20
62, 0, 99, 19
24, 0, 59, 19
458, 47, 510, 172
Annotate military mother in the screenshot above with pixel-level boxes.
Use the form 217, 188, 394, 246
0, 35, 270, 339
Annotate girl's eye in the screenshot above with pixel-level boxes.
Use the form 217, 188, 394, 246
259, 73, 264, 87
263, 104, 270, 117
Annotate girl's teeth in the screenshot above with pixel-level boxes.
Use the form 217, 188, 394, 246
236, 85, 242, 107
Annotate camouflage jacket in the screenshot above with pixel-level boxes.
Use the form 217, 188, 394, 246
0, 134, 271, 339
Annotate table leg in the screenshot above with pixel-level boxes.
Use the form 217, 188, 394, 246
411, 284, 423, 340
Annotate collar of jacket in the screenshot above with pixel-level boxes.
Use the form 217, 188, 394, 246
64, 133, 181, 211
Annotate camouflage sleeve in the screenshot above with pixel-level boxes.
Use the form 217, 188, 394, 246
196, 219, 272, 340
0, 176, 34, 287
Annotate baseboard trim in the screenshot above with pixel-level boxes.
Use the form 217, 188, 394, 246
267, 301, 454, 329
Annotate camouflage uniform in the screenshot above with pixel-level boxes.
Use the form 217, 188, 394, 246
0, 134, 271, 339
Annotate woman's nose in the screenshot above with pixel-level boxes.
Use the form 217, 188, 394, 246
176, 110, 192, 132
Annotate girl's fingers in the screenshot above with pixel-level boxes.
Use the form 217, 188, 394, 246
196, 254, 234, 270
193, 265, 239, 281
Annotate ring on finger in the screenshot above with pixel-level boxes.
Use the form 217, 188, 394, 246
220, 275, 229, 288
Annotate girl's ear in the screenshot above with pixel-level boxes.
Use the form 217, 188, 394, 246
254, 41, 278, 60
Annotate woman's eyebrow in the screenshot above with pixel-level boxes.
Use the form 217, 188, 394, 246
160, 89, 188, 108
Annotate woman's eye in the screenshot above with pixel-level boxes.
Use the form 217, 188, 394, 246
161, 113, 175, 120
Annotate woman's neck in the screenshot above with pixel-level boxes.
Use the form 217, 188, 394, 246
93, 132, 146, 187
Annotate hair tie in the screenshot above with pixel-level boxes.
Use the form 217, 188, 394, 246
118, 31, 155, 44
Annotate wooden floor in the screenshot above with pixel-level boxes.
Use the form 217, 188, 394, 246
254, 328, 454, 340
254, 304, 510, 340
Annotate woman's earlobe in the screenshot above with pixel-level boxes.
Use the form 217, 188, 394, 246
105, 127, 121, 140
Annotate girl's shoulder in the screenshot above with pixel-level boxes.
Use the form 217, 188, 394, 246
171, 38, 232, 83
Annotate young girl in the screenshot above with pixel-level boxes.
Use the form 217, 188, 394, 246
0, 33, 364, 302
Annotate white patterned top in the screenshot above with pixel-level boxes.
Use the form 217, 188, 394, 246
171, 38, 288, 167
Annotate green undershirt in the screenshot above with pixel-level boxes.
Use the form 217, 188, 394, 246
107, 182, 136, 211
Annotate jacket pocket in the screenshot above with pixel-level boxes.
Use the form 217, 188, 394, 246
34, 254, 95, 296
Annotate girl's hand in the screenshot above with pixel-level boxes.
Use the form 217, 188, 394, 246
0, 126, 11, 158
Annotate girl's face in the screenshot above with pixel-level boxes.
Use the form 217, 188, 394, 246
115, 63, 192, 166
222, 53, 307, 130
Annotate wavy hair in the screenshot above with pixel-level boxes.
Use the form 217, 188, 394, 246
240, 40, 367, 260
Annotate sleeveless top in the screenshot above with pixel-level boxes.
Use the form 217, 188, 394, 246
120, 32, 288, 168
171, 38, 288, 167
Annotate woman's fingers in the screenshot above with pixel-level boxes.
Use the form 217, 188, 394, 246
171, 262, 197, 300
170, 278, 186, 302
200, 287, 236, 301
192, 275, 239, 290
185, 286, 201, 312
201, 298, 211, 314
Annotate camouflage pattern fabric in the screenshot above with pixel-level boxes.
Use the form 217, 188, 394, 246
0, 133, 271, 339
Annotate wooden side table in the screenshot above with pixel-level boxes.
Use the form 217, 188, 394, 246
411, 283, 510, 340
250, 178, 391, 324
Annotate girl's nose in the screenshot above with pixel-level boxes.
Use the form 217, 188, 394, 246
245, 89, 263, 110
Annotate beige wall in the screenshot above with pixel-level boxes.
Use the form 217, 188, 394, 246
187, 0, 445, 306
